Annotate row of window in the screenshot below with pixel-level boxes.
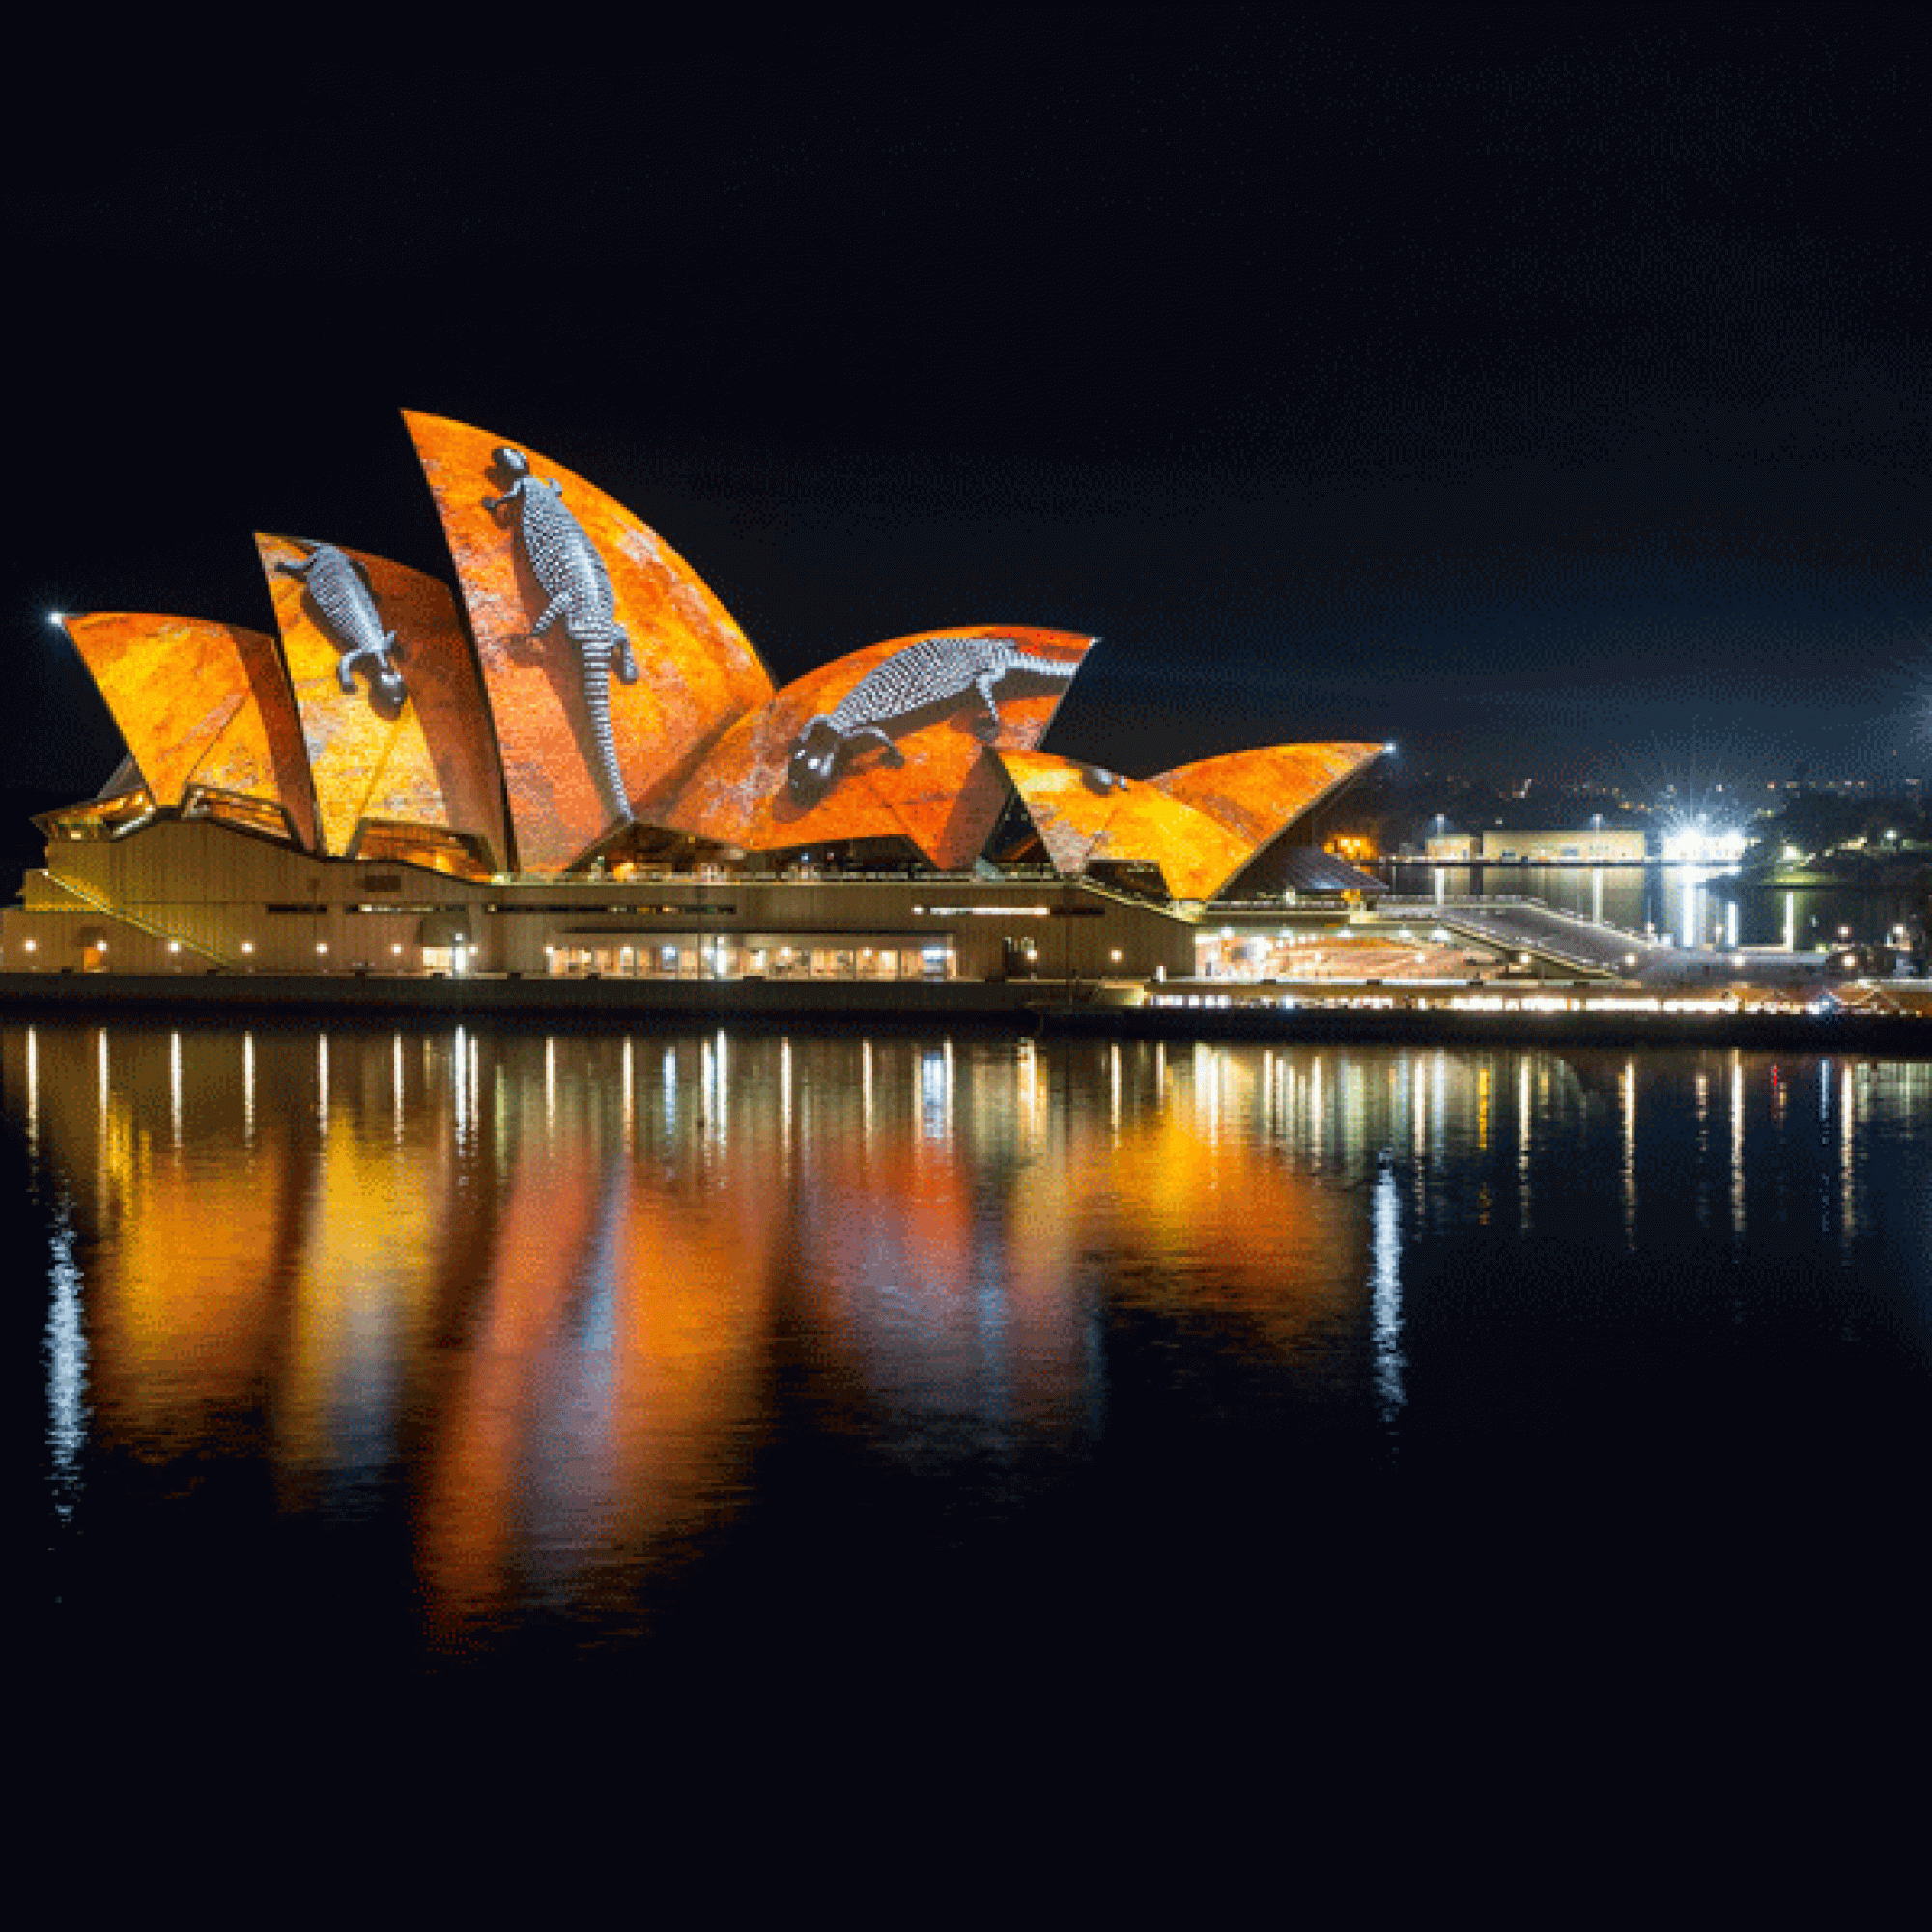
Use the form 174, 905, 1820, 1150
263, 901, 743, 918
548, 942, 955, 980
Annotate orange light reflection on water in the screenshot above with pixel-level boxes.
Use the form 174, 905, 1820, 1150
12, 1023, 1620, 1638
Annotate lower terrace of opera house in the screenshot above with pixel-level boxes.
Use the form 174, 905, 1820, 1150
0, 808, 1392, 986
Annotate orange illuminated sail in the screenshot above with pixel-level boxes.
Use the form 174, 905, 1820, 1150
1147, 742, 1384, 852
62, 612, 318, 849
997, 749, 1251, 900
255, 535, 509, 869
655, 627, 1094, 869
1002, 741, 1385, 900
405, 412, 772, 873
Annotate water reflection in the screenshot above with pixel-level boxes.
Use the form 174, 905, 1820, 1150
44, 1190, 86, 1524
17, 1019, 1932, 1659
1370, 1157, 1404, 1431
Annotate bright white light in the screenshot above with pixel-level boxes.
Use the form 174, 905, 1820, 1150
1662, 820, 1748, 865
47, 611, 65, 628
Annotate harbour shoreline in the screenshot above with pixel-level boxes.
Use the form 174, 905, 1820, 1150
6, 970, 1931, 1054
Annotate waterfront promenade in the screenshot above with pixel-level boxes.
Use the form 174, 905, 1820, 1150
6, 964, 1931, 1053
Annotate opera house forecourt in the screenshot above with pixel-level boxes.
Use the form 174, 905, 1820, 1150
0, 413, 1386, 1012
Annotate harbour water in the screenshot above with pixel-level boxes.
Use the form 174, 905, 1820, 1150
19, 1016, 1930, 1760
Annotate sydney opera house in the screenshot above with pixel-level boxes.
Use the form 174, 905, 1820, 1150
0, 414, 1383, 995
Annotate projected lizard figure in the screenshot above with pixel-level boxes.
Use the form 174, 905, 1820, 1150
787, 636, 1079, 807
484, 446, 639, 822
277, 543, 407, 706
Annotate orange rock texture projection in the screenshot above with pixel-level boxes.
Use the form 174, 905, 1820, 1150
405, 412, 772, 873
997, 751, 1253, 900
1148, 742, 1385, 851
62, 613, 318, 849
654, 628, 1094, 869
1001, 742, 1387, 900
255, 535, 509, 868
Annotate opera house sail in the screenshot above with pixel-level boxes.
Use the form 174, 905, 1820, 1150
406, 412, 773, 874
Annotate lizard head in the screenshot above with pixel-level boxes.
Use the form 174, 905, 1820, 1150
786, 717, 842, 808
491, 447, 532, 484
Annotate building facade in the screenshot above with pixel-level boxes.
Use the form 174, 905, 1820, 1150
1425, 828, 1648, 864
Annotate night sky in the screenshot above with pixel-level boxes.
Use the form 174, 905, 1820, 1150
11, 12, 1929, 799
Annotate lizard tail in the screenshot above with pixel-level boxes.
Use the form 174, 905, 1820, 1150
1017, 651, 1081, 678
580, 647, 633, 825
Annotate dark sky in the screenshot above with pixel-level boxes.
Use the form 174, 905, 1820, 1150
10, 11, 1929, 798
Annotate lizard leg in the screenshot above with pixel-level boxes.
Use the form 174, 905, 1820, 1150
613, 626, 639, 684
530, 592, 572, 639
971, 672, 1004, 739
848, 724, 904, 768
375, 634, 406, 698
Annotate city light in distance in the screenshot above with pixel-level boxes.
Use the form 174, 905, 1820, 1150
1662, 819, 1749, 865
